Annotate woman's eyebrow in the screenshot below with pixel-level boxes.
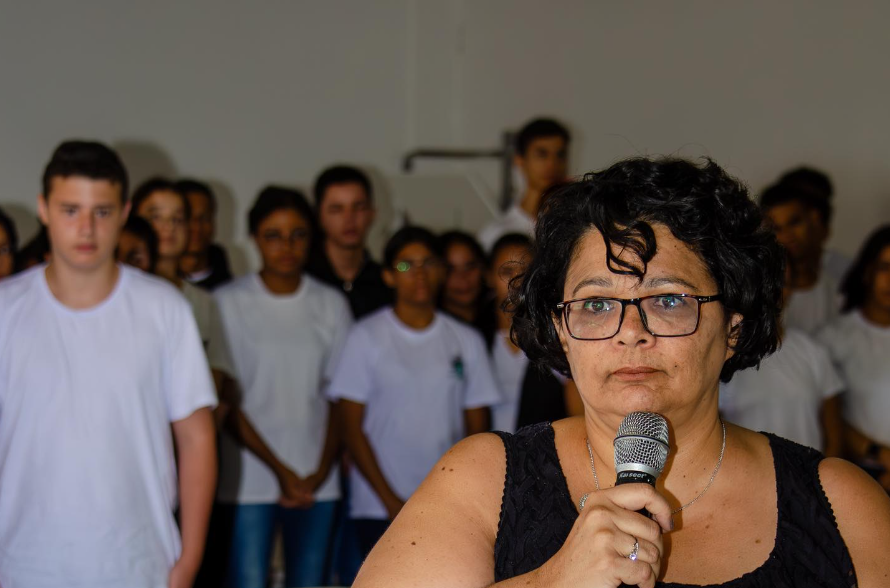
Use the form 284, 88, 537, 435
571, 276, 612, 296
642, 276, 699, 291
571, 275, 700, 296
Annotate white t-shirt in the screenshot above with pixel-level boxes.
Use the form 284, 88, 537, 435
181, 280, 232, 374
478, 204, 535, 252
490, 331, 530, 434
327, 308, 501, 519
783, 273, 842, 335
215, 274, 352, 504
0, 265, 217, 588
719, 328, 843, 451
817, 311, 890, 446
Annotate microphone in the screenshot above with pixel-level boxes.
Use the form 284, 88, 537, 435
614, 412, 670, 588
614, 411, 670, 488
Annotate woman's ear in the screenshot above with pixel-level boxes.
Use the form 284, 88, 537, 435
724, 313, 743, 361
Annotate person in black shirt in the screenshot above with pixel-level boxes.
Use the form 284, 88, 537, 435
307, 165, 391, 319
176, 179, 233, 290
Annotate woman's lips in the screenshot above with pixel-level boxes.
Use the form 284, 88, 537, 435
612, 367, 660, 381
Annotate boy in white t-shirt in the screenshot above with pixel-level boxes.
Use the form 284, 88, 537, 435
328, 226, 501, 558
0, 141, 218, 588
477, 118, 571, 252
760, 181, 843, 334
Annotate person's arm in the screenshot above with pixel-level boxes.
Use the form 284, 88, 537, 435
819, 458, 890, 586
223, 407, 313, 507
464, 406, 490, 436
169, 407, 217, 588
819, 394, 844, 458
354, 432, 672, 588
340, 399, 404, 519
305, 402, 341, 492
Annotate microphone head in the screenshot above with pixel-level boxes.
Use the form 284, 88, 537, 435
614, 412, 670, 479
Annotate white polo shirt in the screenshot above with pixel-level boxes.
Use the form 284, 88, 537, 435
0, 265, 217, 588
327, 308, 501, 519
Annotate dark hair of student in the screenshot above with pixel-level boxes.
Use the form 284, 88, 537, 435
759, 182, 831, 227
0, 207, 19, 258
383, 226, 443, 268
510, 156, 784, 383
840, 225, 890, 312
42, 140, 129, 203
313, 165, 373, 208
490, 233, 533, 264
15, 226, 50, 271
514, 118, 571, 156
175, 179, 217, 213
440, 230, 488, 268
248, 186, 316, 236
777, 167, 833, 225
778, 166, 833, 199
130, 177, 191, 221
121, 215, 160, 273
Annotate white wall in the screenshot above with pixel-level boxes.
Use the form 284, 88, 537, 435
2, 1, 888, 272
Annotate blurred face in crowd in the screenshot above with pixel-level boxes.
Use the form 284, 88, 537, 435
318, 182, 374, 250
186, 191, 214, 256
763, 201, 822, 262
384, 242, 445, 308
867, 245, 890, 312
117, 230, 152, 273
254, 208, 311, 279
516, 135, 568, 194
0, 224, 12, 279
38, 177, 128, 273
136, 190, 187, 261
489, 243, 531, 307
443, 242, 485, 310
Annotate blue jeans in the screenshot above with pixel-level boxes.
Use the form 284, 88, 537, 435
223, 501, 336, 588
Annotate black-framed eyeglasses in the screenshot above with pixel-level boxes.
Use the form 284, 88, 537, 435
555, 294, 722, 340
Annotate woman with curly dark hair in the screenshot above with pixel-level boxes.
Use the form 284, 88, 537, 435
351, 157, 890, 588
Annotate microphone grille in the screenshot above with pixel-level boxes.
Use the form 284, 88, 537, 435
614, 412, 670, 478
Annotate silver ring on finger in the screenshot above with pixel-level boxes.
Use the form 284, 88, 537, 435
627, 538, 640, 561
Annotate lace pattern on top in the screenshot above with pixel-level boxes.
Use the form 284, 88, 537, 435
493, 424, 856, 588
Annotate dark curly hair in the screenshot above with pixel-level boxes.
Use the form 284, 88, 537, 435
510, 156, 784, 383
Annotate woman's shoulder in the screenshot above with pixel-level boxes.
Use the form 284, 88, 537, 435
817, 458, 890, 586
355, 433, 507, 586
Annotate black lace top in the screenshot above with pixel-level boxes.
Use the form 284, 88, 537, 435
493, 423, 857, 587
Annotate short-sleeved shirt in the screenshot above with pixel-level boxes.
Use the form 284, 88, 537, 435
215, 273, 352, 504
817, 311, 890, 446
720, 328, 843, 450
0, 265, 217, 588
327, 308, 501, 519
477, 205, 535, 253
784, 273, 842, 335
